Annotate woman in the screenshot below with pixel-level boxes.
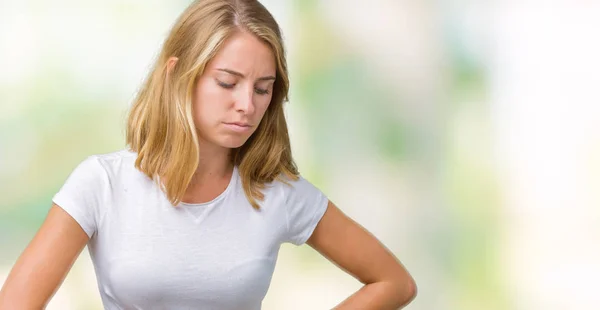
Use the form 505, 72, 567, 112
0, 0, 416, 309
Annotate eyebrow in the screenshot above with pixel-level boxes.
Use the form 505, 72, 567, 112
216, 68, 276, 81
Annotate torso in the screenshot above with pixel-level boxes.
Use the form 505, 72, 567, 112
89, 150, 287, 310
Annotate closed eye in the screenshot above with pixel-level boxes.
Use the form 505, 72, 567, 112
254, 88, 269, 95
217, 80, 235, 89
217, 80, 270, 95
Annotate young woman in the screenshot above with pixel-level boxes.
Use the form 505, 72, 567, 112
0, 0, 416, 309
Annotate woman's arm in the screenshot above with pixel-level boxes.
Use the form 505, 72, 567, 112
307, 201, 417, 309
0, 204, 89, 309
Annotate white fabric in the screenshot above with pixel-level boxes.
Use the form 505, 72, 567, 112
52, 149, 329, 310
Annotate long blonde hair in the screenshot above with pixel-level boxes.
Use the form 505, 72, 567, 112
126, 0, 298, 209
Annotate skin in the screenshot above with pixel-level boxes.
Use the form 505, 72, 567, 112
180, 29, 276, 203
0, 30, 416, 309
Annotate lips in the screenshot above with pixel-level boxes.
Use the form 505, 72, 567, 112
224, 122, 251, 127
222, 122, 253, 132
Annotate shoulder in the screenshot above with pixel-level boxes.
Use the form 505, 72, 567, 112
277, 173, 321, 192
268, 172, 326, 204
91, 148, 137, 168
65, 148, 141, 189
84, 148, 139, 177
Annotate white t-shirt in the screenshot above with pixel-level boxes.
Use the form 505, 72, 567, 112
52, 149, 329, 310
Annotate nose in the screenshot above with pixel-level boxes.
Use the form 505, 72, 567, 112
234, 86, 255, 115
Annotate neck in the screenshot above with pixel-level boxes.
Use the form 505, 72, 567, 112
190, 138, 234, 186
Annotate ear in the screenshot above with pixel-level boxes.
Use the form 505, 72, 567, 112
166, 56, 179, 73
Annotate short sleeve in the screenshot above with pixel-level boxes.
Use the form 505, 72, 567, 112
282, 176, 329, 246
52, 156, 109, 238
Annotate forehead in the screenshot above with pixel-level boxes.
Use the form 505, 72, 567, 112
206, 30, 276, 76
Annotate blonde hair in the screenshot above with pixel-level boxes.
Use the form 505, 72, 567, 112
126, 0, 298, 209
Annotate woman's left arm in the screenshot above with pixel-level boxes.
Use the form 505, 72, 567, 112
307, 201, 417, 309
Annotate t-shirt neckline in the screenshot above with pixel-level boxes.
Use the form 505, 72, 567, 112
177, 165, 238, 208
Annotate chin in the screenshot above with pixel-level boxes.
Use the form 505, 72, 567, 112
218, 136, 251, 149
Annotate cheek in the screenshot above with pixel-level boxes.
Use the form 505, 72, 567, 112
255, 96, 273, 116
193, 82, 229, 122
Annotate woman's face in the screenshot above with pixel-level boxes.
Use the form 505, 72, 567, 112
192, 30, 276, 149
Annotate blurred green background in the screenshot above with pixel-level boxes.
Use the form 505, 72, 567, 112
2, 1, 599, 309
